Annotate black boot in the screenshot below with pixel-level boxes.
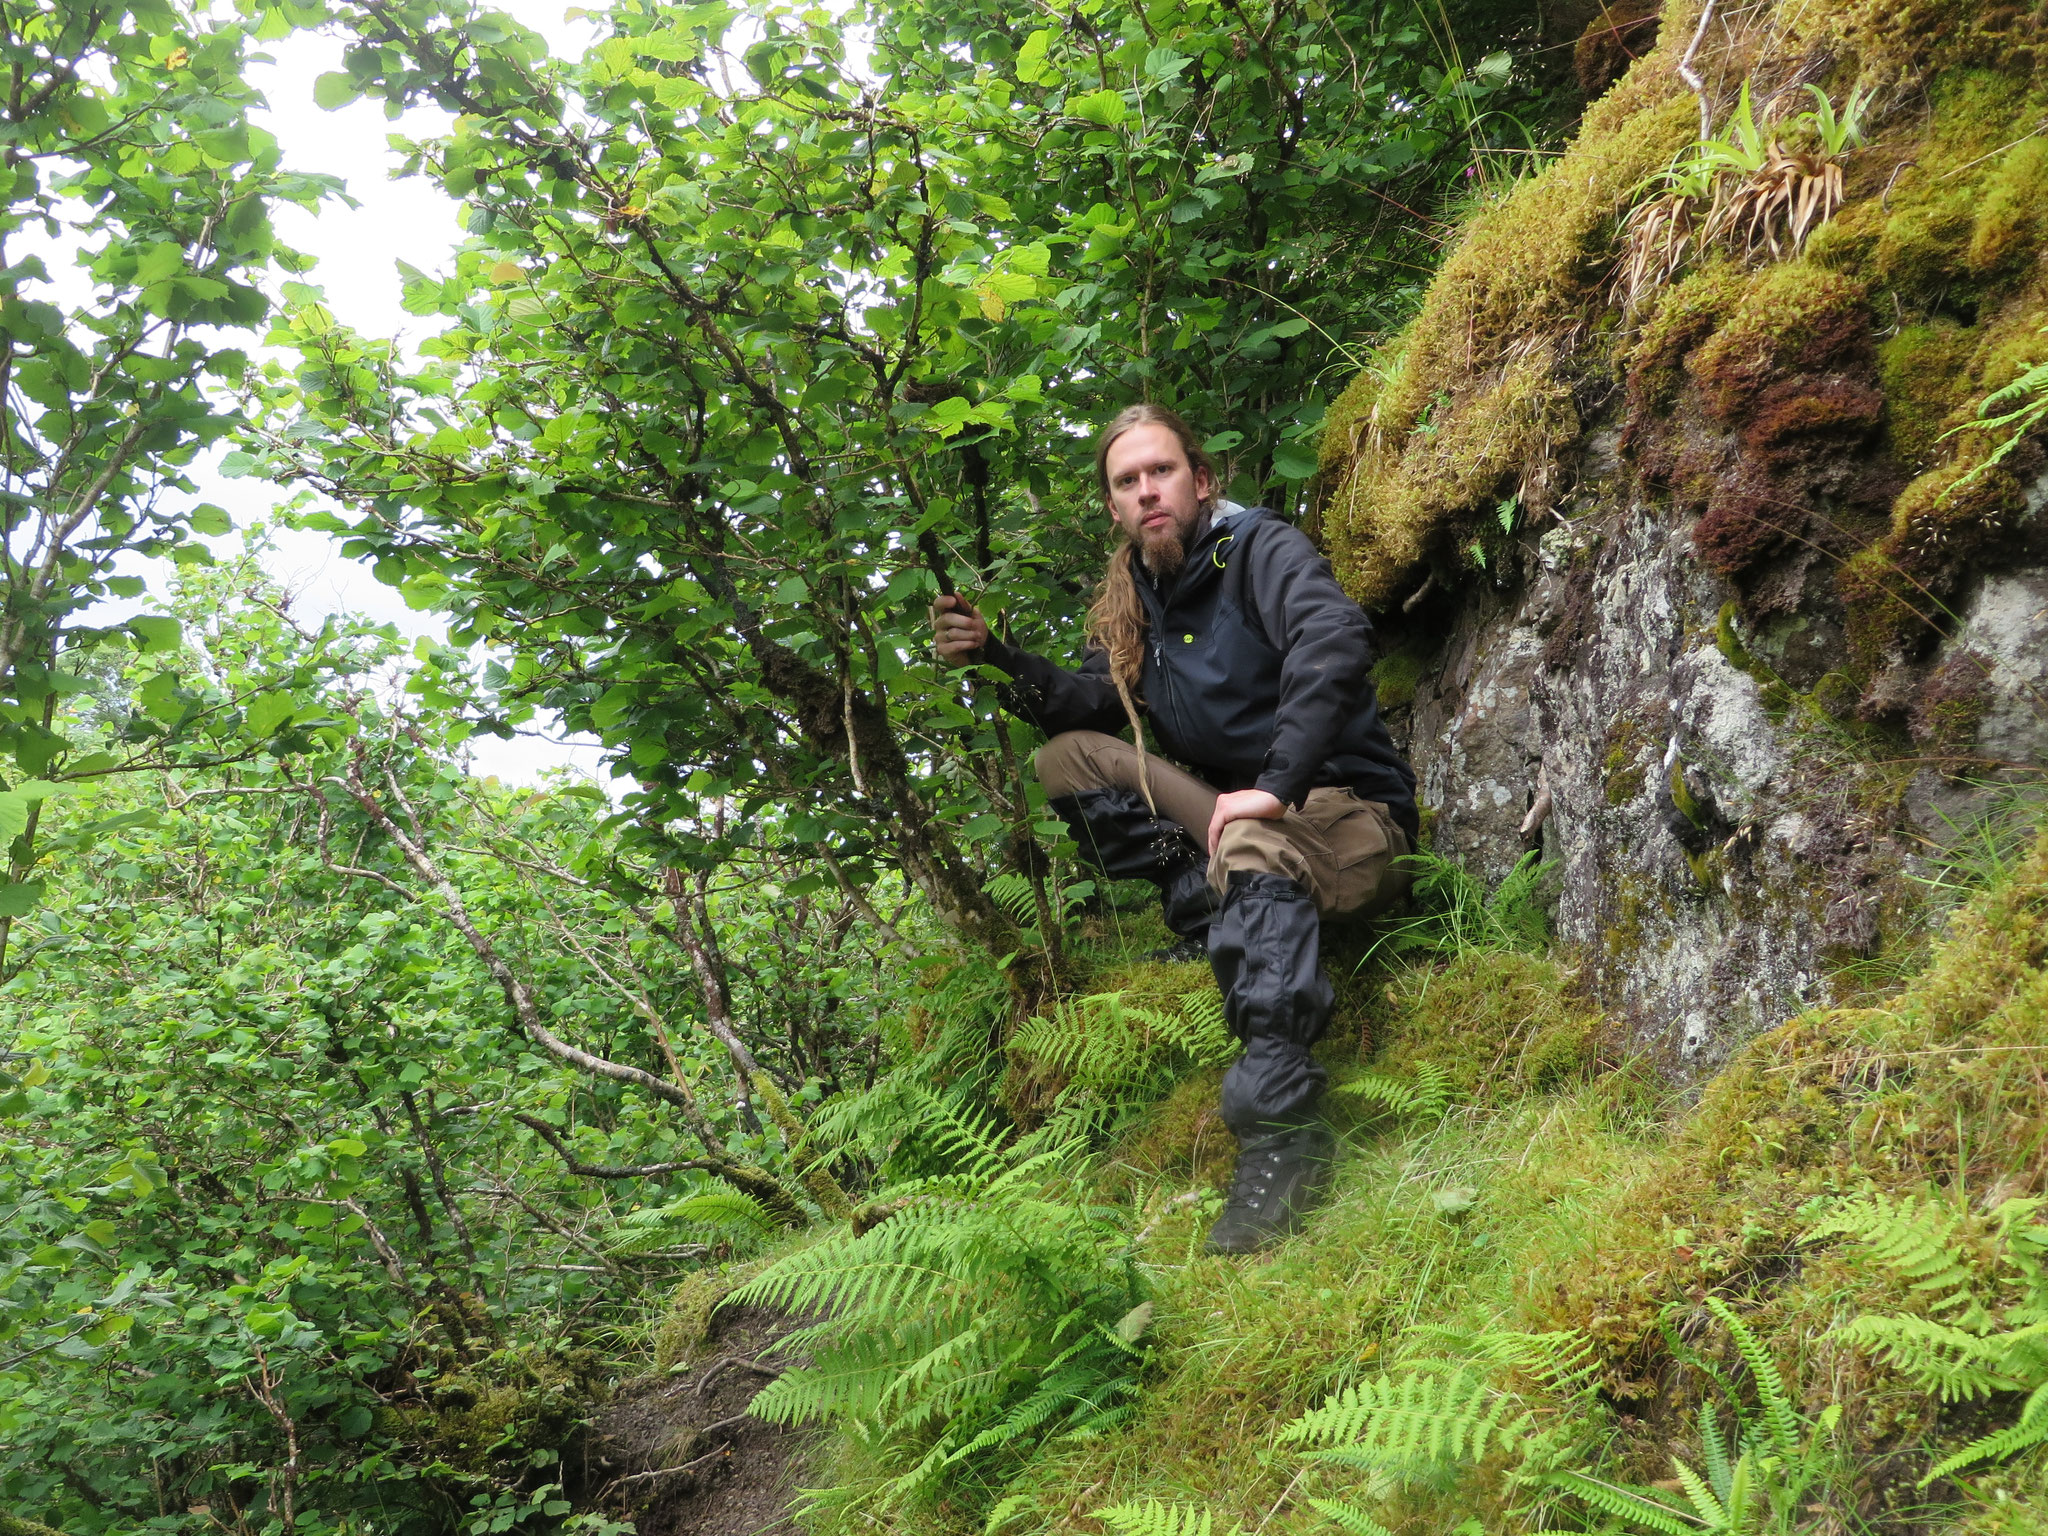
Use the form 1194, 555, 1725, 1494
1204, 1122, 1337, 1255
1204, 871, 1337, 1253
1048, 788, 1218, 959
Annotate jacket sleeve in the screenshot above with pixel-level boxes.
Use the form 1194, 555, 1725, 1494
980, 634, 1132, 740
1242, 522, 1376, 808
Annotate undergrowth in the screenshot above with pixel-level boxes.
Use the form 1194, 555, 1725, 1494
888, 827, 2048, 1536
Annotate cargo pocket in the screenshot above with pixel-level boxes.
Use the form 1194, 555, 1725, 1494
1297, 789, 1400, 915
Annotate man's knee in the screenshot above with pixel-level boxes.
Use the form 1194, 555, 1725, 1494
1032, 730, 1124, 799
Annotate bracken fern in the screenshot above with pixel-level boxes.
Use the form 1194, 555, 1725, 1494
727, 1094, 1147, 1517
1008, 989, 1235, 1100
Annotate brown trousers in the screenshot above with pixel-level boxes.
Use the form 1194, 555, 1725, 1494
1033, 730, 1411, 917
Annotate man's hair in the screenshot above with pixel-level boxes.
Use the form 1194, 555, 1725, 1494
1083, 404, 1218, 810
1089, 402, 1218, 510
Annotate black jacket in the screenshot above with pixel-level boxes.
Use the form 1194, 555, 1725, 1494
983, 505, 1418, 840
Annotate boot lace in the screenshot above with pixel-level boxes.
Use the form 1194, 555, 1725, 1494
1225, 1141, 1286, 1214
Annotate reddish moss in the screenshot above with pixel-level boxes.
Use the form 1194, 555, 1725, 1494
1695, 462, 1799, 576
1910, 648, 1993, 763
1741, 375, 1886, 460
1688, 264, 1873, 423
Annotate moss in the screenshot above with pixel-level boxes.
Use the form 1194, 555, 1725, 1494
1715, 600, 1757, 673
1372, 950, 1599, 1100
388, 1344, 607, 1475
1602, 714, 1652, 806
1321, 74, 1697, 604
1686, 263, 1873, 424
1102, 1066, 1233, 1197
1623, 258, 1749, 417
1968, 135, 2048, 273
1875, 183, 1981, 298
1878, 321, 1976, 467
1912, 647, 1995, 764
1369, 645, 1428, 711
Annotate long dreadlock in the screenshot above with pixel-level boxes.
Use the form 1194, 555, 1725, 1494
1082, 404, 1219, 813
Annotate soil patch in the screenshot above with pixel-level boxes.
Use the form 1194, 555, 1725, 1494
573, 1304, 813, 1536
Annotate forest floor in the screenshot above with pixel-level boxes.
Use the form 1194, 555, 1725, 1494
575, 1304, 812, 1536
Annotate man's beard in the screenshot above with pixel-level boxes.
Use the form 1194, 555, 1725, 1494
1140, 528, 1187, 580
1138, 505, 1208, 580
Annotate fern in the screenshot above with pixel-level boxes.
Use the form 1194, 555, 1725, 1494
606, 1186, 777, 1255
1810, 1192, 1990, 1327
1097, 1501, 1237, 1536
983, 871, 1041, 927
726, 1102, 1144, 1518
1815, 1189, 2048, 1483
1943, 324, 2048, 495
1301, 1500, 1392, 1536
1703, 1297, 1800, 1460
1281, 1365, 1535, 1474
1335, 1062, 1453, 1122
1008, 989, 1235, 1099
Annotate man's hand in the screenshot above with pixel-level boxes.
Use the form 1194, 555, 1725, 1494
1207, 788, 1286, 856
931, 593, 989, 665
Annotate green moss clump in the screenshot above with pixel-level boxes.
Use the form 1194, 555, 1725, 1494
1686, 262, 1872, 423
1370, 646, 1429, 711
1968, 136, 2048, 274
1320, 72, 1697, 605
1875, 183, 1980, 297
1623, 257, 1747, 415
1878, 321, 1976, 467
1371, 949, 1599, 1100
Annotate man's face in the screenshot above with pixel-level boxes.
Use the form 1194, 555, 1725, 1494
1104, 422, 1215, 577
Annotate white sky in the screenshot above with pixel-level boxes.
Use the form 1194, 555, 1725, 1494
215, 1, 611, 784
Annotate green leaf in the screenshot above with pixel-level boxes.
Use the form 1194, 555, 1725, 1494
1271, 443, 1319, 480
0, 881, 46, 918
1070, 90, 1128, 128
128, 615, 182, 654
188, 503, 233, 537
1015, 28, 1055, 84
245, 692, 297, 736
313, 71, 360, 109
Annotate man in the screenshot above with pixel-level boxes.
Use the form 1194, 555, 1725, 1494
931, 403, 1419, 1254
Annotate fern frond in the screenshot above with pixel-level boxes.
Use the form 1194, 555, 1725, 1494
1404, 1324, 1598, 1398
1281, 1368, 1533, 1474
1811, 1192, 1988, 1323
1335, 1062, 1453, 1121
1838, 1313, 2022, 1400
1541, 1471, 1702, 1536
1009, 989, 1235, 1099
1305, 1498, 1396, 1536
1696, 1399, 1732, 1500
1097, 1501, 1231, 1536
983, 872, 1042, 926
1922, 1380, 2048, 1484
1668, 1455, 1729, 1528
1703, 1297, 1800, 1458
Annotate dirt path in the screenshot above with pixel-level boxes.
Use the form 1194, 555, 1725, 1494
572, 1305, 812, 1536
